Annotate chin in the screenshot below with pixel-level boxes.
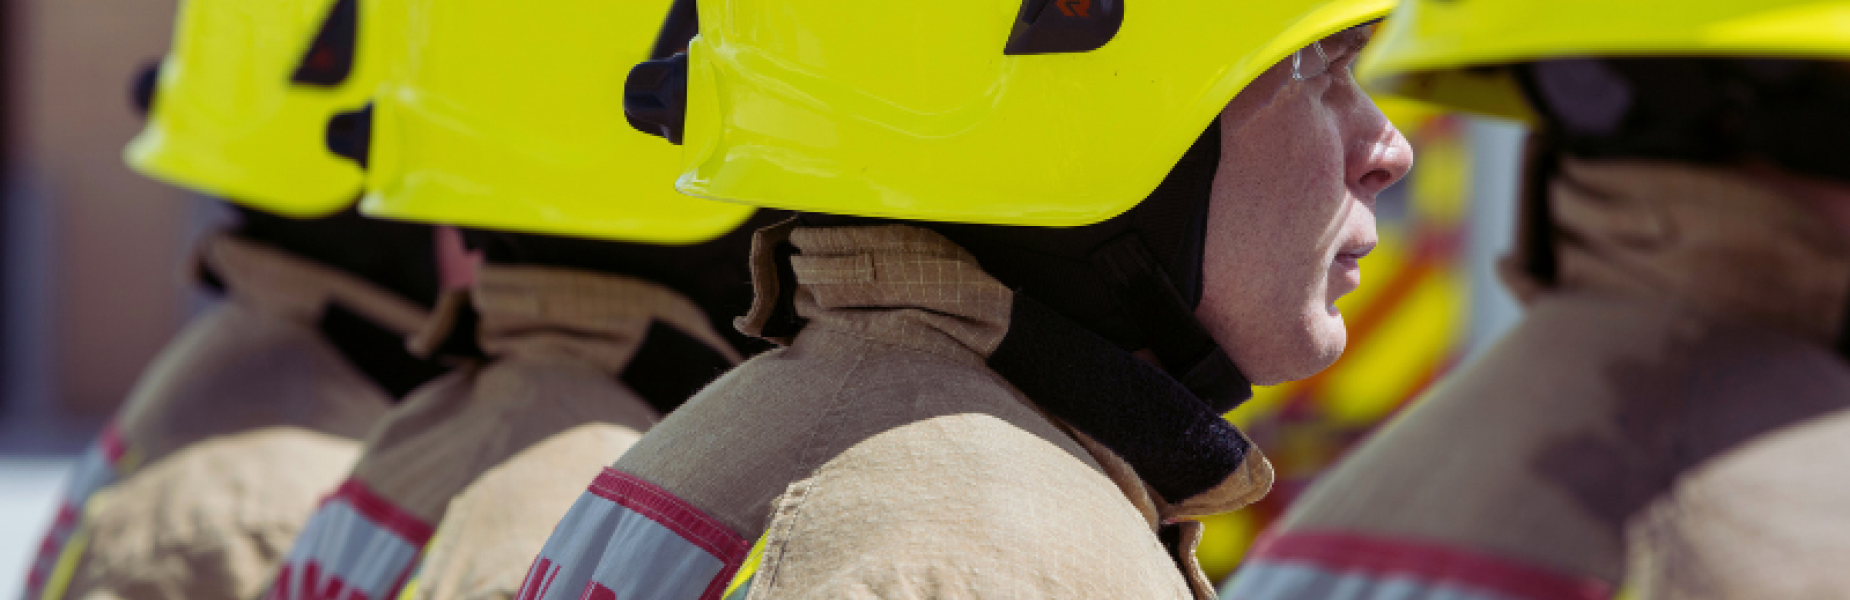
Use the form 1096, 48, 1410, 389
1230, 311, 1347, 386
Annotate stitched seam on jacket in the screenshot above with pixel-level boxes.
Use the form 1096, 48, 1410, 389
800, 321, 986, 368
748, 346, 871, 598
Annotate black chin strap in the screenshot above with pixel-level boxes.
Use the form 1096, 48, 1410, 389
414, 276, 736, 414
316, 304, 450, 399
1090, 234, 1252, 412
988, 293, 1254, 504
745, 228, 1257, 504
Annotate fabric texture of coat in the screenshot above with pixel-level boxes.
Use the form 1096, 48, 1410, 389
265, 265, 739, 600
518, 224, 1274, 600
34, 233, 417, 600
1224, 159, 1850, 600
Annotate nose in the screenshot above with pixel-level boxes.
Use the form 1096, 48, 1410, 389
1348, 104, 1414, 198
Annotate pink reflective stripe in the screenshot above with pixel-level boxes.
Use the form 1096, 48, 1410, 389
517, 558, 562, 600
97, 423, 127, 464
24, 504, 80, 590
1246, 531, 1612, 600
324, 479, 435, 547
580, 583, 617, 600
22, 424, 127, 600
585, 470, 749, 567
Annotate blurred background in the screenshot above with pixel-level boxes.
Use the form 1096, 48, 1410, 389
0, 0, 236, 588
0, 0, 1527, 590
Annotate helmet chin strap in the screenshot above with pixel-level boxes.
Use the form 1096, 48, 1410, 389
1090, 234, 1253, 412
800, 117, 1255, 409
987, 292, 1255, 505
807, 117, 1253, 408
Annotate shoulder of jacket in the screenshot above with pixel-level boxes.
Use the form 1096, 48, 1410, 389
85, 429, 360, 547
748, 409, 1168, 584
752, 438, 1185, 599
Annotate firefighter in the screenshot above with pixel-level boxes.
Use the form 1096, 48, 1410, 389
22, 0, 455, 598
519, 0, 1413, 598
260, 1, 775, 598
1226, 0, 1850, 598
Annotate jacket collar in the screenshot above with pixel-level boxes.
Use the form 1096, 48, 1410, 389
740, 220, 1272, 522
200, 233, 429, 336
464, 264, 741, 376
1542, 159, 1850, 349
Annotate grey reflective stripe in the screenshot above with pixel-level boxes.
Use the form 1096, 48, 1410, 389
1222, 561, 1525, 600
517, 468, 747, 600
271, 497, 424, 599
22, 434, 122, 600
581, 506, 728, 600
62, 440, 121, 502
516, 493, 617, 600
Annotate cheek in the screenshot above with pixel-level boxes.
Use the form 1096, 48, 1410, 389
1205, 121, 1348, 293
1194, 90, 1358, 381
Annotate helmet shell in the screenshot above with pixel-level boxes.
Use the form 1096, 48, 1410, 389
359, 0, 755, 244
1358, 0, 1850, 122
125, 0, 381, 216
676, 0, 1394, 226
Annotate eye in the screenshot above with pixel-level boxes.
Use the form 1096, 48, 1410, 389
1325, 30, 1373, 73
1291, 26, 1375, 81
1291, 42, 1335, 81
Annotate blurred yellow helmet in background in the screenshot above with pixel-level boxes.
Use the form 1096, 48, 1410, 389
1357, 0, 1850, 123
358, 0, 755, 244
125, 0, 381, 216
655, 0, 1392, 227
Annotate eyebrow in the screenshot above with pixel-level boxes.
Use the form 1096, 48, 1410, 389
1331, 23, 1378, 55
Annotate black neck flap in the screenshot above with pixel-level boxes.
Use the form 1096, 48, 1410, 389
316, 303, 450, 400
988, 293, 1253, 504
195, 228, 450, 402
462, 215, 785, 358
406, 281, 733, 412
744, 227, 1256, 503
1090, 235, 1251, 412
802, 118, 1252, 406
229, 206, 442, 309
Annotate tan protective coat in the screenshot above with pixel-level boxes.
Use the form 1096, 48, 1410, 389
55, 234, 414, 600
1268, 159, 1850, 595
362, 266, 740, 600
614, 224, 1273, 600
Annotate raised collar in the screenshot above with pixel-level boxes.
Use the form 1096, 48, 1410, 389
738, 221, 1014, 367
465, 264, 741, 376
1545, 159, 1850, 348
739, 220, 1272, 522
199, 233, 428, 336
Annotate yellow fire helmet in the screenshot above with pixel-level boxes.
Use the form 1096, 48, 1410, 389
124, 0, 381, 217
357, 0, 755, 244
1357, 0, 1850, 123
621, 0, 1392, 227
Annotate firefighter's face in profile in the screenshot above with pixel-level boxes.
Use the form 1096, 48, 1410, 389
1197, 29, 1412, 385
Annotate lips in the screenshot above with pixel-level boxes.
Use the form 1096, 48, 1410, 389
1334, 240, 1377, 267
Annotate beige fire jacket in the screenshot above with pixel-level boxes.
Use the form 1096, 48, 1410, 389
266, 265, 740, 600
38, 234, 417, 600
519, 224, 1273, 600
1226, 159, 1850, 600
